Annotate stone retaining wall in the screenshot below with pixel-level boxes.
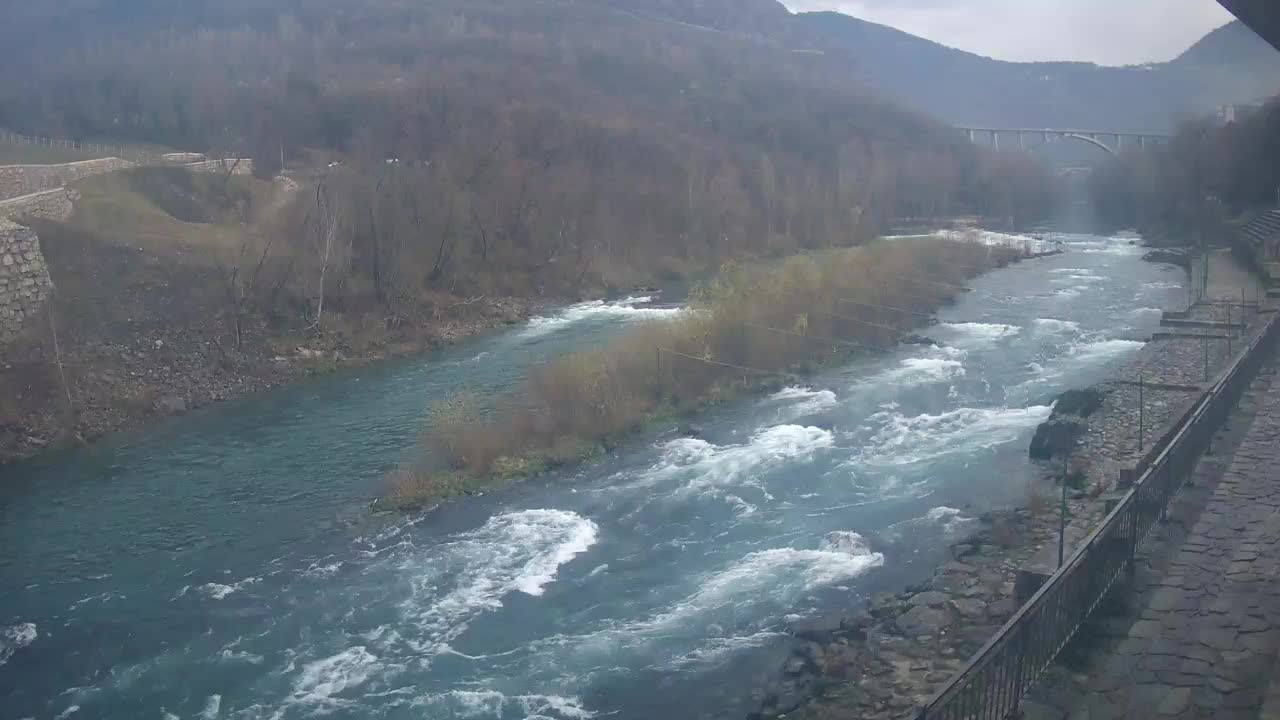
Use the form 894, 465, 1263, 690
182, 158, 254, 176
0, 218, 52, 342
0, 158, 134, 201
0, 188, 76, 221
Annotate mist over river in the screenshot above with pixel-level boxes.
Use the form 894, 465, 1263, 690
0, 234, 1185, 720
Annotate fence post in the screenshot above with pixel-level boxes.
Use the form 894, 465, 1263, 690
1138, 374, 1145, 453
1127, 498, 1139, 574
655, 347, 661, 403
1059, 452, 1068, 568
1203, 336, 1210, 384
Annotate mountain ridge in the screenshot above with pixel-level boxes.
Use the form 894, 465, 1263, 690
578, 1, 1279, 133
791, 15, 1280, 132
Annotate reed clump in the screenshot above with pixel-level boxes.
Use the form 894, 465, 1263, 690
386, 235, 1023, 509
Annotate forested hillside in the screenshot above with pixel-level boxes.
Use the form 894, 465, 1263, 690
1088, 97, 1280, 242
0, 0, 1054, 303
0, 0, 1061, 461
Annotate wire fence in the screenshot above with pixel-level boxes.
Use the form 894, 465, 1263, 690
0, 130, 170, 165
916, 304, 1280, 720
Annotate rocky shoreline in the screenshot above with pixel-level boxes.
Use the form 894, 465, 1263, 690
745, 252, 1252, 720
0, 296, 540, 464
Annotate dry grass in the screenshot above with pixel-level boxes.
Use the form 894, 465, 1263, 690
1027, 485, 1054, 518
384, 467, 481, 510
65, 169, 275, 262
387, 236, 1025, 506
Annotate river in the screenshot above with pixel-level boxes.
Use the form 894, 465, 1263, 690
0, 234, 1185, 720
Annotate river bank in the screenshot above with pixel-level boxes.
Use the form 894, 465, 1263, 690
748, 247, 1262, 719
0, 294, 541, 464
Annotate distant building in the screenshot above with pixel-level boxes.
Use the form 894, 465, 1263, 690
1218, 103, 1263, 125
1234, 209, 1280, 285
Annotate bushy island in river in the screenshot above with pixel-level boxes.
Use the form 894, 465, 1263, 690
386, 235, 1027, 508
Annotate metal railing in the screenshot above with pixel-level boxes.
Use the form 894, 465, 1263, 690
0, 130, 167, 165
916, 309, 1280, 720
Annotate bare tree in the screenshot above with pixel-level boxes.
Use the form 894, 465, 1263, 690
218, 229, 275, 349
307, 178, 341, 331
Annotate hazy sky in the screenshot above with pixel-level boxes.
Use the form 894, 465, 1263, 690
781, 0, 1235, 66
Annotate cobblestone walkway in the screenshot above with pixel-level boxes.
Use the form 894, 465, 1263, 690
1039, 362, 1280, 719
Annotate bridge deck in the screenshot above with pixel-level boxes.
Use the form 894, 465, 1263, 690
956, 127, 1172, 138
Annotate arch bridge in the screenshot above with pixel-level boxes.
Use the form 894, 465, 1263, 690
957, 127, 1172, 155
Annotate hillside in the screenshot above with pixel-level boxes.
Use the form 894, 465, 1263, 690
787, 15, 1280, 133
0, 0, 1058, 461
581, 3, 1280, 133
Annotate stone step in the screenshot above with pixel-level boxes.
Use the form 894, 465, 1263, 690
1150, 332, 1233, 342
1259, 665, 1280, 720
1160, 317, 1246, 331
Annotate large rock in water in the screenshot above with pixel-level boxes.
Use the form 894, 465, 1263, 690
1142, 248, 1192, 269
1028, 387, 1107, 460
1029, 418, 1083, 461
1053, 387, 1106, 418
156, 395, 188, 415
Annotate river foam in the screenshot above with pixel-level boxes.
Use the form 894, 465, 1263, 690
548, 540, 883, 661
411, 690, 595, 720
875, 351, 967, 386
397, 510, 599, 651
640, 425, 835, 505
936, 322, 1020, 347
1071, 338, 1145, 365
288, 647, 381, 710
768, 386, 839, 419
0, 622, 37, 666
519, 298, 682, 339
858, 405, 1052, 467
1033, 318, 1081, 334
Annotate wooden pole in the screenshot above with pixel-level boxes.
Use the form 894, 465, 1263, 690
655, 347, 662, 402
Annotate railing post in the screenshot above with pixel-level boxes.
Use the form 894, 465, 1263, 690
1138, 374, 1145, 453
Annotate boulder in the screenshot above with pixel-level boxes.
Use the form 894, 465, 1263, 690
1142, 248, 1192, 269
156, 395, 188, 415
840, 610, 874, 635
895, 604, 951, 637
987, 598, 1018, 619
1029, 418, 1083, 461
902, 334, 939, 346
950, 598, 987, 620
823, 530, 873, 556
787, 615, 843, 642
869, 591, 908, 618
1053, 387, 1107, 418
908, 591, 951, 608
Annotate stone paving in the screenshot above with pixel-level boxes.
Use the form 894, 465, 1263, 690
1026, 360, 1280, 719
